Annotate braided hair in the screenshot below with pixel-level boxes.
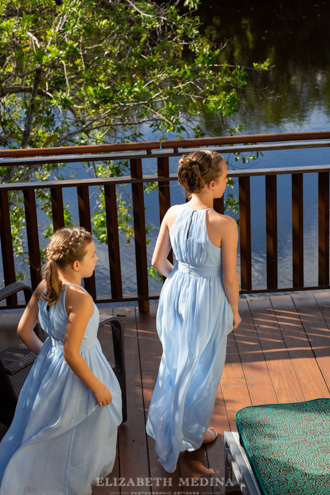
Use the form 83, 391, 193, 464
177, 150, 225, 198
42, 227, 93, 305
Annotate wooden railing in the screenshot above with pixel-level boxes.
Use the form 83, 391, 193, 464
1, 131, 330, 312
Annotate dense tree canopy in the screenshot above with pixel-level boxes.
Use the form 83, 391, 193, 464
0, 1, 260, 161
0, 0, 267, 279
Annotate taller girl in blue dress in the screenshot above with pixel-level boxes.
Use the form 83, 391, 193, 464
0, 227, 122, 495
146, 150, 241, 473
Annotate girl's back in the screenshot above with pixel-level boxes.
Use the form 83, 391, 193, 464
146, 150, 240, 473
38, 284, 99, 349
169, 204, 223, 271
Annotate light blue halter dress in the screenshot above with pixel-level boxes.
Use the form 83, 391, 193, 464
146, 205, 233, 473
0, 284, 122, 495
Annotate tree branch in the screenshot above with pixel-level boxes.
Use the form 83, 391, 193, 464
0, 85, 52, 99
125, 0, 168, 21
21, 67, 43, 148
3, 68, 43, 182
0, 68, 43, 78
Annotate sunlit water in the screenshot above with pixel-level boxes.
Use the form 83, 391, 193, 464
2, 1, 330, 299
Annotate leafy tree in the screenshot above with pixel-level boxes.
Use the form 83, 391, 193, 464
0, 0, 267, 279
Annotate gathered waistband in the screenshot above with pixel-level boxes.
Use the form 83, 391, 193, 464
177, 261, 220, 278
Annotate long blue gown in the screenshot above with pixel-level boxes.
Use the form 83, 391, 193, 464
0, 284, 122, 495
146, 205, 233, 473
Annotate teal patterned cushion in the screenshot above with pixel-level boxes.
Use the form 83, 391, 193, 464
236, 399, 330, 495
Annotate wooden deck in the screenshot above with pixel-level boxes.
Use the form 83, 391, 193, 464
1, 292, 330, 494
92, 292, 330, 495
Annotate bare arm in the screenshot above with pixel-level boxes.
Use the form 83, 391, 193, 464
17, 281, 45, 354
63, 287, 112, 406
151, 210, 174, 278
221, 217, 241, 329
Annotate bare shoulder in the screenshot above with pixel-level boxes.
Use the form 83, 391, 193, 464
165, 204, 185, 218
164, 204, 186, 229
208, 210, 237, 231
35, 279, 47, 299
222, 214, 238, 230
66, 285, 93, 309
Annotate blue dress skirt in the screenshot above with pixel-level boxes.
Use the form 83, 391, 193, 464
146, 205, 233, 473
0, 284, 122, 495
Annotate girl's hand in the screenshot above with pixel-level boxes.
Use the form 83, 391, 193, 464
93, 383, 112, 407
233, 311, 241, 330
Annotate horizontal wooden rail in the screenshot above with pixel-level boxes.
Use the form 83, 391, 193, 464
1, 132, 330, 167
0, 141, 160, 158
161, 131, 330, 148
1, 134, 330, 311
1, 164, 330, 192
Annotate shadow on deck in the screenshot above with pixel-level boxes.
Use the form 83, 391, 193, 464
94, 292, 330, 495
1, 292, 329, 495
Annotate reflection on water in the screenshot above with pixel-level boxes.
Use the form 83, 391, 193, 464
2, 2, 330, 297
195, 1, 330, 292
197, 0, 330, 135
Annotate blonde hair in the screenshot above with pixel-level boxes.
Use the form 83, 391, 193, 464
177, 150, 225, 197
42, 227, 93, 306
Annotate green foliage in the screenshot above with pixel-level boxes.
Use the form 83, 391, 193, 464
0, 0, 252, 154
93, 193, 135, 247
0, 0, 267, 279
147, 266, 164, 283
224, 177, 239, 222
183, 0, 200, 9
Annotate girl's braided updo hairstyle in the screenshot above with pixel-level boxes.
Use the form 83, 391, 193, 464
42, 227, 93, 306
177, 150, 225, 198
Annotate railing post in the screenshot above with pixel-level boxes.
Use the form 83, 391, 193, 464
318, 171, 329, 286
266, 175, 278, 289
157, 157, 171, 222
131, 158, 149, 312
104, 184, 122, 299
77, 185, 96, 300
239, 176, 252, 291
0, 189, 17, 305
213, 196, 224, 214
23, 189, 42, 289
157, 156, 173, 266
51, 187, 65, 230
292, 174, 304, 287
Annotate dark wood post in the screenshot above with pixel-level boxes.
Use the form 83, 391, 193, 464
131, 159, 149, 313
292, 174, 304, 287
266, 175, 278, 289
318, 171, 329, 286
24, 189, 42, 289
157, 156, 173, 265
51, 187, 65, 231
0, 189, 17, 305
104, 184, 122, 299
239, 176, 252, 291
77, 185, 96, 299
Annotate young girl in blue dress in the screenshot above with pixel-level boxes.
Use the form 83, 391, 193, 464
0, 227, 122, 495
146, 150, 241, 473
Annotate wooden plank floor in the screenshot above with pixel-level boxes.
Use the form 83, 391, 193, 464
1, 292, 329, 494
92, 292, 330, 495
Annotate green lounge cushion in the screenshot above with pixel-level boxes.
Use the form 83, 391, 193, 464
236, 399, 330, 495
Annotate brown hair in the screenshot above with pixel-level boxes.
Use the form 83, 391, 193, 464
177, 150, 225, 197
42, 227, 93, 306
